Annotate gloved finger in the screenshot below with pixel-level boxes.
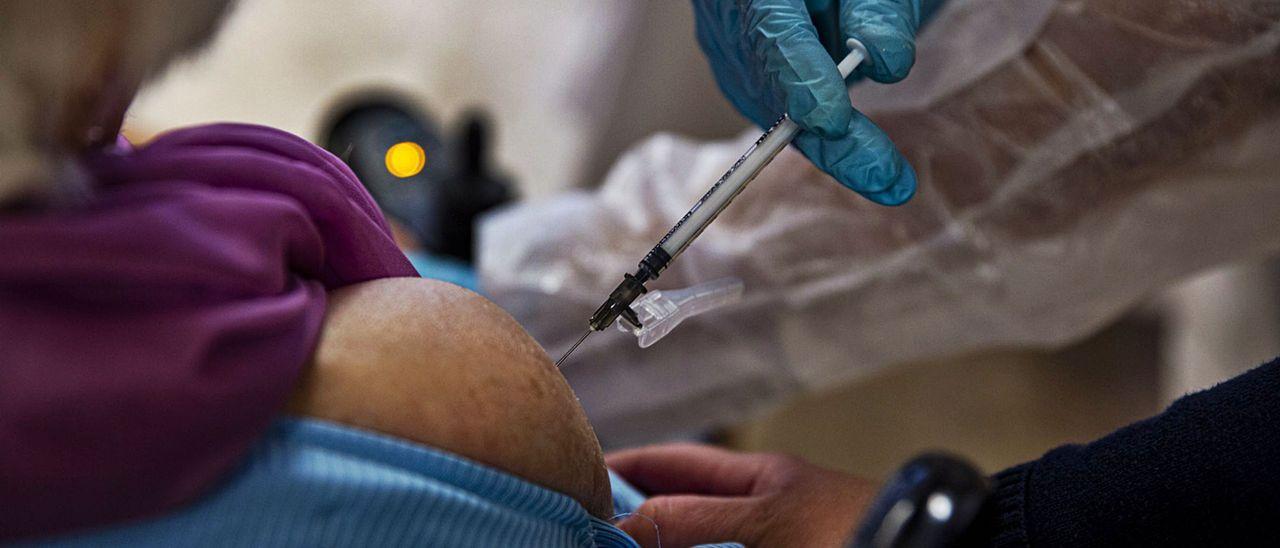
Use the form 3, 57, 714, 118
855, 163, 917, 206
616, 494, 758, 547
792, 107, 915, 201
746, 0, 854, 138
841, 0, 920, 83
606, 443, 770, 497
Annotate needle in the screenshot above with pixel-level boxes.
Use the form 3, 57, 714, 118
555, 330, 593, 367
559, 41, 869, 367
573, 40, 869, 345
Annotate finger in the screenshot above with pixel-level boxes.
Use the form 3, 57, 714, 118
841, 0, 920, 83
746, 0, 854, 138
856, 167, 917, 206
792, 107, 916, 202
606, 443, 773, 497
616, 494, 759, 547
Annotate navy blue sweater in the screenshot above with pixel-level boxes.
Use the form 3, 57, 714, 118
975, 356, 1280, 545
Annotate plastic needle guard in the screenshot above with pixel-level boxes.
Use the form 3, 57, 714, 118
616, 278, 744, 347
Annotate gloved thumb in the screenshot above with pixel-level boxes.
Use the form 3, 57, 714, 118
792, 107, 917, 204
841, 0, 921, 83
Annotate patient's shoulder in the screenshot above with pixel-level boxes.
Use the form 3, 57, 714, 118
288, 277, 611, 517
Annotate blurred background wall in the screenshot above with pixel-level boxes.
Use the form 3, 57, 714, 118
128, 0, 744, 199
129, 0, 1280, 481
732, 257, 1280, 478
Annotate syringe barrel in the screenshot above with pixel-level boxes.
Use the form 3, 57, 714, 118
653, 39, 866, 265
570, 40, 868, 346
656, 117, 801, 262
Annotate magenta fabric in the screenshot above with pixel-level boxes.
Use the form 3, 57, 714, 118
0, 124, 416, 540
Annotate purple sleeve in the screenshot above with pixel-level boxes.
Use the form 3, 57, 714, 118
0, 124, 416, 540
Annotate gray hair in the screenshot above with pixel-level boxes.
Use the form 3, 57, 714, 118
0, 1, 235, 205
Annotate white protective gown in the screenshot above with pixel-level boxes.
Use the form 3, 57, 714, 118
480, 0, 1280, 445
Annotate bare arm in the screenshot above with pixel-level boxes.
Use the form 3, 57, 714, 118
287, 277, 612, 518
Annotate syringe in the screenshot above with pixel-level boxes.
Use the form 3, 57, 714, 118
555, 39, 869, 367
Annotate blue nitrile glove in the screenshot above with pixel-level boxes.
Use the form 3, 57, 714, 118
693, 0, 921, 205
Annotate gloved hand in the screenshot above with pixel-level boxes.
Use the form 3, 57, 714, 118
693, 0, 921, 205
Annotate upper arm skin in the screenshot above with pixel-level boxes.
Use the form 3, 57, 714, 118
287, 277, 612, 517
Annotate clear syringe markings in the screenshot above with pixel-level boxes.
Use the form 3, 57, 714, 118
555, 39, 869, 367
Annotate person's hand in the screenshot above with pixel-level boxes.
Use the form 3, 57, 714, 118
693, 0, 920, 205
607, 443, 878, 547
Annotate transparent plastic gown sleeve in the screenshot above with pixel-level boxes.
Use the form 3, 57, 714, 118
479, 0, 1280, 446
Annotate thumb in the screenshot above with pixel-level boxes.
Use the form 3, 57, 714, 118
616, 494, 759, 547
841, 0, 920, 83
606, 443, 771, 497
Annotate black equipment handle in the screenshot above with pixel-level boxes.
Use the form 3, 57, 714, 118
849, 452, 990, 548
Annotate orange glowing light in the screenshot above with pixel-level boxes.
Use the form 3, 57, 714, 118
385, 141, 426, 178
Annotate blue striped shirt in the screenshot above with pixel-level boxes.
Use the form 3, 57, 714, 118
19, 419, 739, 547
